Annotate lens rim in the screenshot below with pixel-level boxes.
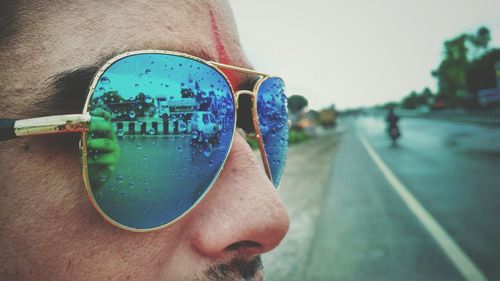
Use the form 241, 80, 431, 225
80, 50, 237, 232
251, 76, 287, 188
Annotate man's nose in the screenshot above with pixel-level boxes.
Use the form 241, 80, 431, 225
186, 132, 289, 259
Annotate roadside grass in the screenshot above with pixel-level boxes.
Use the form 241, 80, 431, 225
288, 129, 311, 145
246, 129, 311, 150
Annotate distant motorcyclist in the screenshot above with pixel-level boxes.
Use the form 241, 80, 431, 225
386, 108, 401, 146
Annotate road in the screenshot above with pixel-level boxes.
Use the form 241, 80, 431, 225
264, 117, 500, 281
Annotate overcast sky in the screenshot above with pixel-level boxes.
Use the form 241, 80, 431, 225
230, 0, 500, 110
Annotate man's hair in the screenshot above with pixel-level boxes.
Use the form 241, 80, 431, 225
0, 0, 17, 44
34, 66, 98, 116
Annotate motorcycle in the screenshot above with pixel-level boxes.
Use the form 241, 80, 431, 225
388, 125, 401, 146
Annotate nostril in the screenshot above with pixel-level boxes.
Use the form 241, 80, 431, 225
226, 240, 262, 253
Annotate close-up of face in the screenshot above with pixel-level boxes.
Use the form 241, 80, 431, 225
0, 1, 289, 280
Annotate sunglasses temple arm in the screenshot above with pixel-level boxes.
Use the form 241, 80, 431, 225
0, 113, 91, 141
209, 61, 270, 77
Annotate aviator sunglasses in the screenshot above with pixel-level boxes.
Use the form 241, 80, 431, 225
0, 50, 289, 232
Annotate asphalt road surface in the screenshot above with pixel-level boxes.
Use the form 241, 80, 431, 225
264, 117, 500, 281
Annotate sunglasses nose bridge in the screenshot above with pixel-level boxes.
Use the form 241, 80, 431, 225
235, 90, 256, 111
235, 90, 255, 99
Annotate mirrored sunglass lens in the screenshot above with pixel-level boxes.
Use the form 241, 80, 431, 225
85, 53, 235, 230
256, 77, 288, 187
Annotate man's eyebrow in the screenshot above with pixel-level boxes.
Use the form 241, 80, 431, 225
35, 65, 99, 116
35, 53, 120, 116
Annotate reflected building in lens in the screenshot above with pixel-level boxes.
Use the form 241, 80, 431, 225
96, 89, 221, 140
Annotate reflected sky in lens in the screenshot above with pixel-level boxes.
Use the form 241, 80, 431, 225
86, 53, 235, 229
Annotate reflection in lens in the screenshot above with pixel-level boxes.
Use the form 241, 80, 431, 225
86, 53, 235, 230
87, 108, 121, 188
256, 77, 288, 187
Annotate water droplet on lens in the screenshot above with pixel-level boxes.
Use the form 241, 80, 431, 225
136, 143, 143, 150
135, 83, 139, 87
116, 175, 124, 183
177, 145, 183, 151
143, 154, 148, 160
101, 76, 110, 84
100, 174, 107, 182
208, 160, 214, 166
203, 145, 213, 157
191, 131, 198, 139
121, 191, 128, 197
145, 69, 151, 75
148, 128, 156, 135
98, 87, 105, 92
129, 111, 136, 118
145, 96, 153, 103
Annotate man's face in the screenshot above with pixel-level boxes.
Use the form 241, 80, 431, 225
0, 1, 289, 280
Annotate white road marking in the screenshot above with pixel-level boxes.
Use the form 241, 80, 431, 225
357, 133, 488, 281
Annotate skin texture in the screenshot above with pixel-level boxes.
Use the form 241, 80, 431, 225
0, 0, 289, 280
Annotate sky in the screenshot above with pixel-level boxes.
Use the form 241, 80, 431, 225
230, 0, 500, 110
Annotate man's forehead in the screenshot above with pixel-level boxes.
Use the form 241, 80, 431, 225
0, 0, 252, 116
3, 0, 249, 75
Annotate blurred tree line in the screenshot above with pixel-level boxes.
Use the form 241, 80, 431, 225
400, 26, 500, 109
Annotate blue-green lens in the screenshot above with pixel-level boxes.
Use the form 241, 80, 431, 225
85, 53, 235, 230
256, 77, 288, 187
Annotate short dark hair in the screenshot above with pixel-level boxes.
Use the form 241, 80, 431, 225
0, 0, 18, 44
32, 66, 98, 116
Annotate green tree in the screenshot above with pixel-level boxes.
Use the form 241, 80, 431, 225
287, 95, 308, 114
401, 88, 434, 109
401, 91, 419, 109
468, 26, 491, 60
433, 34, 469, 107
432, 27, 493, 108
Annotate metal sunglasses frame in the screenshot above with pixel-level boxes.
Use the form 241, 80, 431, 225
0, 50, 285, 232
